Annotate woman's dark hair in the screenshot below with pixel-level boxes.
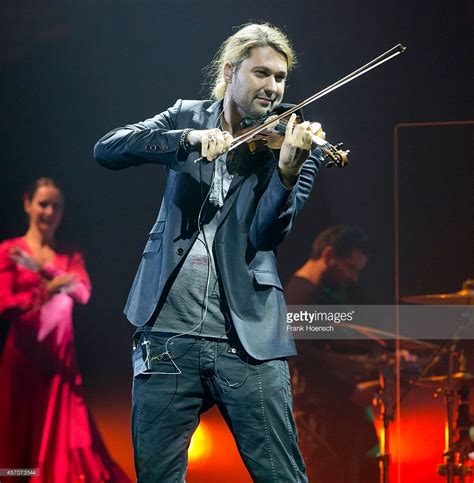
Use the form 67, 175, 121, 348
23, 177, 62, 202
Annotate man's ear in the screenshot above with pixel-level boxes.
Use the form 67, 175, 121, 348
321, 245, 336, 264
224, 63, 234, 84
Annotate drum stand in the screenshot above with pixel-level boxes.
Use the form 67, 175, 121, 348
437, 345, 473, 482
375, 352, 396, 483
438, 340, 459, 482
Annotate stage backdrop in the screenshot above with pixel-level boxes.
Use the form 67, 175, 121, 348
1, 0, 472, 481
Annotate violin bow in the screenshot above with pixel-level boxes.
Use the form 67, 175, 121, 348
229, 43, 406, 151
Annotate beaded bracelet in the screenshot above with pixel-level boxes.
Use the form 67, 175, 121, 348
179, 128, 194, 153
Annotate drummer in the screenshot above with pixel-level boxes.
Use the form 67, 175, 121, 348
285, 225, 378, 483
285, 224, 368, 305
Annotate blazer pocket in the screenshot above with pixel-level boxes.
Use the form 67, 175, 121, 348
143, 220, 166, 255
148, 220, 166, 240
252, 270, 283, 290
143, 238, 163, 255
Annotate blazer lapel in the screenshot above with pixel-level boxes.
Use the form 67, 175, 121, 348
217, 174, 245, 227
201, 101, 275, 230
204, 100, 223, 132
197, 100, 224, 187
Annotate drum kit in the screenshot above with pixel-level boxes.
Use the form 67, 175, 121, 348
345, 279, 474, 483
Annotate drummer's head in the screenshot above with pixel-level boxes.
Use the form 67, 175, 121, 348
310, 225, 368, 288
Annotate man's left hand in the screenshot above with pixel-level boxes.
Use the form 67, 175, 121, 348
278, 114, 325, 188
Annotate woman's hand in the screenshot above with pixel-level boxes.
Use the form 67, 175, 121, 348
8, 246, 41, 272
45, 274, 77, 295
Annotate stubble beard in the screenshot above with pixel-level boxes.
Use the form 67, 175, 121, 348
244, 97, 279, 121
230, 84, 274, 120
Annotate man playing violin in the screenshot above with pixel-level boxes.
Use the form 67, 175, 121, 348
95, 22, 325, 482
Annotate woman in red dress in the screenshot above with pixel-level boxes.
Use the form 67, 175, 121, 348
0, 178, 130, 482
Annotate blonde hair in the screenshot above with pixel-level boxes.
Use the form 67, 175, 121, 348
206, 23, 296, 100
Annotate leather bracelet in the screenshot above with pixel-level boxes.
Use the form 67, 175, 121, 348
179, 128, 194, 153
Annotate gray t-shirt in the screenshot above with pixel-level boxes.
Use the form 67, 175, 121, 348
147, 156, 234, 338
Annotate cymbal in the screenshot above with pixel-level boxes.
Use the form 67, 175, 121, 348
402, 279, 474, 305
339, 322, 440, 350
416, 371, 474, 388
323, 346, 434, 384
355, 368, 428, 392
402, 292, 474, 305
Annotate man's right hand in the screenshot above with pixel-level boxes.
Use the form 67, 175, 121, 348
187, 129, 233, 161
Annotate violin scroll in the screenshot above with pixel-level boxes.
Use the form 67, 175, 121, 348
322, 142, 350, 168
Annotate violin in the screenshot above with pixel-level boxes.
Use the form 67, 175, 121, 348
229, 113, 350, 170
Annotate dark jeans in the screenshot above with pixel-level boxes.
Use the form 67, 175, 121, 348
131, 332, 307, 482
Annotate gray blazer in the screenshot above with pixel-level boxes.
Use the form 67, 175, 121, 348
94, 99, 323, 360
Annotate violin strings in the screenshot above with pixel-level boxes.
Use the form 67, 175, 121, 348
230, 116, 331, 149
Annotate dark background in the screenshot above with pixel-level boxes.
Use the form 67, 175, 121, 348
1, 0, 472, 438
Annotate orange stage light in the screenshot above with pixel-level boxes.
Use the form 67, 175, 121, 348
188, 422, 213, 463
